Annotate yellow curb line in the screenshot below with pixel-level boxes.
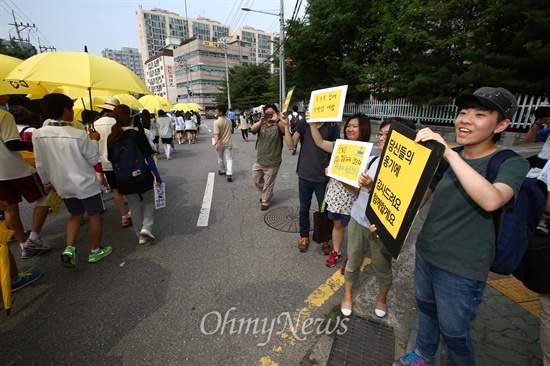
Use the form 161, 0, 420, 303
488, 277, 540, 318
259, 257, 372, 365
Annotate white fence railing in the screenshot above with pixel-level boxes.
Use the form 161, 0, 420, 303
343, 95, 549, 129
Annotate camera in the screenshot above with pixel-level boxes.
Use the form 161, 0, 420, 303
264, 113, 273, 119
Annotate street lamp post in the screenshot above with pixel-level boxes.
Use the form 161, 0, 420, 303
219, 37, 233, 110
242, 0, 285, 111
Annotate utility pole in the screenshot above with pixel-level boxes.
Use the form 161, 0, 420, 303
8, 11, 36, 49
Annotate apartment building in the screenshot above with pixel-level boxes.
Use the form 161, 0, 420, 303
144, 50, 177, 102
102, 47, 145, 82
136, 7, 279, 107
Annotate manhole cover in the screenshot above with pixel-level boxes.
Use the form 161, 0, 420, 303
328, 315, 394, 366
263, 206, 314, 233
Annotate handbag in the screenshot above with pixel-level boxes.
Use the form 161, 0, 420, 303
312, 197, 333, 244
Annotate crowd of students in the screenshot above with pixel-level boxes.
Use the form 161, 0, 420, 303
1, 88, 549, 364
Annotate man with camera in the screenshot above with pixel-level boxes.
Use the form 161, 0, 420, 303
250, 104, 286, 210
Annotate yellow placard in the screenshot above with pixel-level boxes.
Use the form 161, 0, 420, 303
47, 190, 64, 214
327, 139, 373, 187
370, 130, 432, 239
308, 85, 348, 122
282, 86, 295, 113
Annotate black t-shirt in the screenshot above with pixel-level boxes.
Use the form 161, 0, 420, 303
107, 129, 155, 195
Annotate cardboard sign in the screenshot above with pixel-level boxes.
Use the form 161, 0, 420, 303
47, 190, 64, 214
154, 183, 166, 209
282, 86, 296, 113
366, 122, 445, 259
327, 139, 373, 188
308, 85, 348, 122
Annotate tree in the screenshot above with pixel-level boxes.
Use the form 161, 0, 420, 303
215, 64, 275, 110
0, 39, 36, 60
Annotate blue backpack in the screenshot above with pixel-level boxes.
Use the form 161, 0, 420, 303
112, 130, 150, 185
436, 147, 547, 275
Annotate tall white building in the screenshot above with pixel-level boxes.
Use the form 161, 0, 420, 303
144, 50, 177, 102
136, 7, 279, 108
102, 47, 145, 83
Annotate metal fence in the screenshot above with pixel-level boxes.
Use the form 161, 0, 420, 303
343, 94, 549, 130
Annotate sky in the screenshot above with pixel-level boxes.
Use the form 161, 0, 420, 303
0, 0, 305, 56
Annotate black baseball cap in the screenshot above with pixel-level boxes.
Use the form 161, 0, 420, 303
455, 87, 517, 120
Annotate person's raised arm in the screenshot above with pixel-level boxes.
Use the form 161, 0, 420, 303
309, 122, 333, 153
281, 113, 300, 150
525, 117, 544, 143
415, 127, 515, 212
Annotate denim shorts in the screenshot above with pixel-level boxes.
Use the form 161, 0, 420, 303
327, 211, 351, 227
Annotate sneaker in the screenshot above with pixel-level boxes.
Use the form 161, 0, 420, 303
139, 229, 155, 242
321, 241, 331, 255
292, 148, 297, 156
218, 170, 226, 176
393, 351, 434, 366
326, 251, 342, 267
122, 216, 132, 228
88, 246, 113, 263
261, 204, 270, 211
298, 237, 309, 252
341, 258, 348, 275
11, 269, 41, 292
61, 247, 76, 268
227, 175, 233, 182
127, 211, 132, 219
22, 237, 51, 259
138, 237, 148, 245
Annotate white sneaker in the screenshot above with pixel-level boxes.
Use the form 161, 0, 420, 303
139, 229, 155, 242
22, 238, 51, 259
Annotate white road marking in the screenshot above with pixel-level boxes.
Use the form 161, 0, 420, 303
197, 172, 215, 227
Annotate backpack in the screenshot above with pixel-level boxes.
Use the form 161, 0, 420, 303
290, 113, 301, 129
112, 130, 150, 185
435, 146, 547, 275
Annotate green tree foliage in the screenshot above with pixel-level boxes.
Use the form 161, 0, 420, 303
285, 0, 550, 103
0, 39, 35, 60
215, 64, 275, 110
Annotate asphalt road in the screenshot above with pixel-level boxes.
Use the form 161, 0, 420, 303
1, 119, 354, 365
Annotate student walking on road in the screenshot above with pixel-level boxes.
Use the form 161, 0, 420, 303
213, 104, 234, 182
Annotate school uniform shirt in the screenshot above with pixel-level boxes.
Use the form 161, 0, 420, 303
157, 116, 174, 138
417, 150, 529, 281
33, 120, 101, 200
94, 115, 116, 171
0, 110, 35, 181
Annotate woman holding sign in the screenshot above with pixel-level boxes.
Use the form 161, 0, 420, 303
309, 113, 371, 271
340, 117, 416, 318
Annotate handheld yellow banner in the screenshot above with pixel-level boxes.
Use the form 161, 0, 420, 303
47, 190, 64, 214
327, 139, 373, 188
282, 86, 295, 113
366, 122, 445, 258
308, 85, 348, 122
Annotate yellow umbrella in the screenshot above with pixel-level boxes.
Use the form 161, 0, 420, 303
73, 95, 108, 120
0, 220, 14, 316
172, 103, 194, 112
139, 95, 173, 114
27, 85, 112, 101
113, 94, 144, 109
5, 51, 151, 102
0, 54, 51, 95
186, 102, 203, 111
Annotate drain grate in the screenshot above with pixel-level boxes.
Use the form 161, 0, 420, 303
263, 206, 314, 233
328, 315, 394, 366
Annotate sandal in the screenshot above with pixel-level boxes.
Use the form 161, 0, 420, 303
341, 299, 352, 317
375, 302, 387, 318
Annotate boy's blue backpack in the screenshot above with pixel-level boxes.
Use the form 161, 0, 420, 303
436, 147, 547, 275
113, 130, 150, 185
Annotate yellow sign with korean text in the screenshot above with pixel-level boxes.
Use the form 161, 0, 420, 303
366, 122, 445, 259
308, 85, 348, 122
47, 190, 64, 214
328, 139, 373, 188
282, 86, 295, 113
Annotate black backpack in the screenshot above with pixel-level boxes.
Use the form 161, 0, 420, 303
290, 113, 301, 129
112, 130, 150, 185
435, 146, 547, 275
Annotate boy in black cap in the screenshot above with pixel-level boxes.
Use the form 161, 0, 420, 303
393, 87, 530, 366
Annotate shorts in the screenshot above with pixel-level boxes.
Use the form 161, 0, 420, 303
104, 171, 118, 190
0, 172, 46, 206
94, 162, 103, 173
185, 129, 196, 133
176, 129, 185, 133
161, 137, 173, 144
328, 211, 351, 227
64, 193, 104, 216
153, 136, 160, 144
